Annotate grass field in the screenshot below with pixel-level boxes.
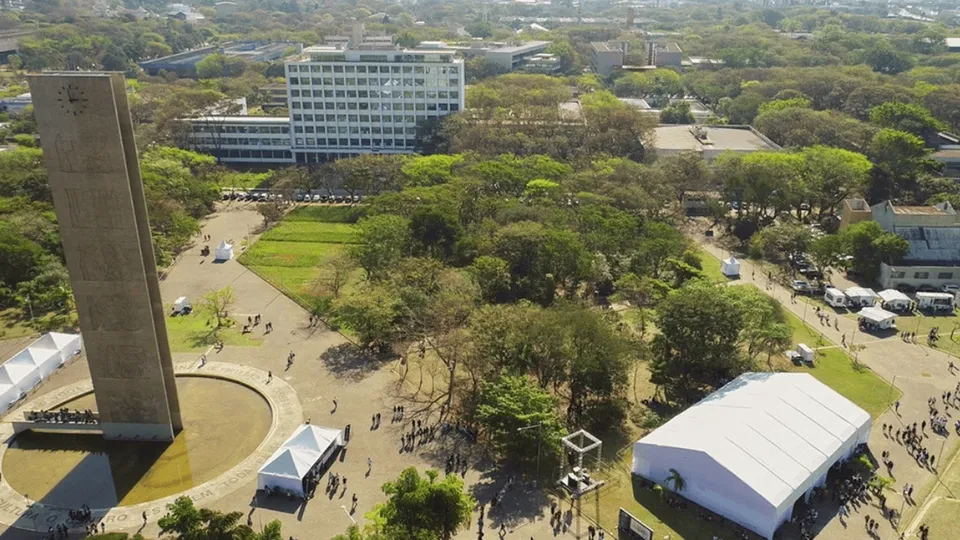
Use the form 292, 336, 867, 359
260, 221, 360, 244
284, 205, 366, 223
239, 209, 362, 310
165, 312, 262, 352
783, 311, 899, 418
693, 245, 728, 283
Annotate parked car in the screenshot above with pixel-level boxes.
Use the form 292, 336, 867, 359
896, 283, 917, 293
222, 192, 231, 200
791, 280, 811, 294
295, 193, 304, 202
917, 284, 938, 292
942, 284, 960, 294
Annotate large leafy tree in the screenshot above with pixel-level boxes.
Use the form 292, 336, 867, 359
837, 221, 909, 283
474, 375, 566, 469
650, 280, 750, 404
158, 496, 282, 540
868, 102, 944, 145
350, 215, 412, 280
867, 128, 939, 202
374, 468, 474, 540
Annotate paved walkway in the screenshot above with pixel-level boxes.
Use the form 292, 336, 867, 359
697, 234, 959, 539
0, 203, 578, 540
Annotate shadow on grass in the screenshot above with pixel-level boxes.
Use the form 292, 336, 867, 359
319, 343, 391, 381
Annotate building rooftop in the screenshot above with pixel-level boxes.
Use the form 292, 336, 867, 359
661, 42, 682, 52
488, 41, 550, 54
187, 116, 290, 123
653, 125, 780, 153
892, 205, 949, 215
944, 37, 960, 48
591, 42, 620, 53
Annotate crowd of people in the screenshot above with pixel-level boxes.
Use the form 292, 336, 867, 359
27, 408, 97, 424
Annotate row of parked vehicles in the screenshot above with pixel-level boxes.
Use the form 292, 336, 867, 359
221, 191, 363, 204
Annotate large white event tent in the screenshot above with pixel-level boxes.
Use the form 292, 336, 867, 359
0, 332, 82, 414
257, 424, 344, 498
632, 373, 871, 540
845, 287, 880, 308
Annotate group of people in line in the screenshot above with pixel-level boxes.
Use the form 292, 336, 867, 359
28, 408, 97, 425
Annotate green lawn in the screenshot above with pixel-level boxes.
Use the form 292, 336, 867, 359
239, 240, 345, 267
784, 312, 899, 418
284, 205, 366, 223
260, 221, 360, 244
239, 210, 364, 313
693, 246, 728, 283
0, 308, 40, 340
165, 311, 262, 352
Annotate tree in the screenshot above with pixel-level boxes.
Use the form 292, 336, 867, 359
748, 223, 813, 262
862, 43, 914, 75
409, 206, 462, 261
545, 40, 576, 72
195, 53, 226, 79
659, 101, 694, 124
465, 21, 493, 38
801, 146, 872, 219
158, 495, 282, 540
838, 221, 909, 283
650, 280, 750, 403
375, 468, 474, 540
868, 102, 944, 144
256, 201, 285, 228
665, 468, 686, 492
467, 256, 511, 303
333, 284, 402, 348
315, 252, 357, 299
867, 128, 937, 202
474, 375, 566, 470
350, 215, 411, 280
200, 286, 234, 328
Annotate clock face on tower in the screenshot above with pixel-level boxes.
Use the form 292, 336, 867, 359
57, 83, 88, 116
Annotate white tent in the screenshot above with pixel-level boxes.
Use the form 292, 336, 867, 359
915, 292, 954, 312
0, 332, 81, 414
721, 257, 741, 278
0, 369, 22, 411
215, 240, 234, 261
858, 306, 897, 329
632, 373, 871, 540
257, 425, 344, 498
10, 347, 60, 379
877, 289, 911, 311
844, 287, 879, 307
1, 360, 42, 396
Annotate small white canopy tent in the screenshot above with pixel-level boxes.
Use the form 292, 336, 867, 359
632, 373, 871, 540
858, 306, 897, 329
214, 240, 234, 261
877, 289, 911, 311
721, 257, 741, 278
845, 287, 879, 308
915, 292, 955, 311
257, 448, 320, 497
257, 425, 344, 498
823, 288, 847, 308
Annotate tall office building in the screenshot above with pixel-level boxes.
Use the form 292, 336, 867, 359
284, 45, 465, 163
